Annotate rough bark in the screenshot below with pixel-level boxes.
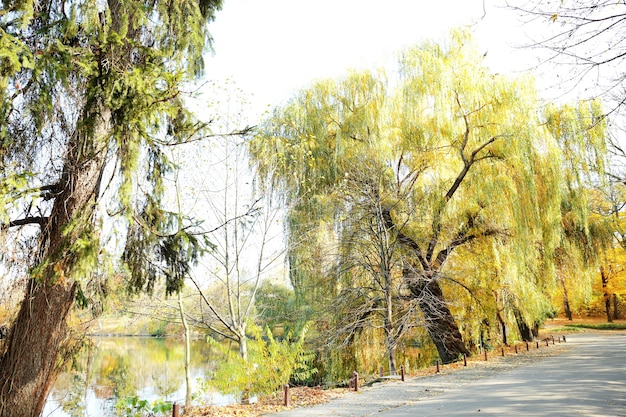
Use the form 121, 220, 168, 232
513, 307, 533, 342
404, 266, 469, 364
0, 280, 77, 416
382, 204, 470, 365
0, 105, 109, 416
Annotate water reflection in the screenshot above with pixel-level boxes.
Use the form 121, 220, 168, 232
43, 337, 231, 417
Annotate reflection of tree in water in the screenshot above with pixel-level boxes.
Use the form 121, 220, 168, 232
101, 353, 136, 399
49, 344, 94, 417
56, 374, 86, 417
151, 341, 183, 400
48, 337, 219, 415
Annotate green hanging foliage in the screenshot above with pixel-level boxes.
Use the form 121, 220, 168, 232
1, 0, 223, 291
122, 195, 211, 296
249, 29, 609, 361
0, 0, 226, 413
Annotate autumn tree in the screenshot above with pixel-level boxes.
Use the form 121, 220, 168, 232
543, 101, 611, 321
511, 1, 626, 322
250, 30, 606, 364
0, 0, 223, 414
587, 182, 626, 320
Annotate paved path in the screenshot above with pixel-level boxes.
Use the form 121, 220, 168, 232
270, 332, 626, 417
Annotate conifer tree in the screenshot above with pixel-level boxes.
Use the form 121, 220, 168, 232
0, 0, 222, 414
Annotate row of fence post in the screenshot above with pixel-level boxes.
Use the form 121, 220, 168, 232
171, 335, 566, 415
356, 334, 566, 384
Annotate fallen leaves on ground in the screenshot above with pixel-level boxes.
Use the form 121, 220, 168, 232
185, 386, 347, 417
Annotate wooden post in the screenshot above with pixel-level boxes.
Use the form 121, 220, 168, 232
501, 348, 505, 357
436, 359, 440, 373
353, 371, 359, 392
484, 350, 488, 361
284, 384, 290, 407
172, 403, 180, 417
526, 342, 529, 351
536, 341, 539, 349
380, 366, 384, 377
400, 365, 405, 381
515, 345, 518, 354
463, 353, 467, 366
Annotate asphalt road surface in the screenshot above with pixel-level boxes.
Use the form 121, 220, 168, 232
271, 332, 626, 417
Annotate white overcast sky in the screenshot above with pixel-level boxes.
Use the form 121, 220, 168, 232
201, 0, 546, 122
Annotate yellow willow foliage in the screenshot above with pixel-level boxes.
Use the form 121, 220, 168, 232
595, 246, 626, 296
445, 237, 553, 344
250, 29, 607, 335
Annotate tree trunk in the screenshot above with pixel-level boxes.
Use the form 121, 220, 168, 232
0, 280, 77, 416
178, 291, 192, 406
384, 290, 397, 375
239, 330, 248, 362
560, 275, 573, 321
605, 294, 613, 323
387, 343, 398, 376
496, 310, 507, 345
384, 330, 398, 375
239, 332, 250, 405
0, 104, 109, 416
494, 291, 507, 345
613, 294, 620, 320
405, 267, 469, 364
563, 298, 573, 321
513, 307, 533, 342
531, 322, 539, 339
601, 266, 613, 323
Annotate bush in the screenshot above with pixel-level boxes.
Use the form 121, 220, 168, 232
116, 396, 172, 417
203, 324, 317, 399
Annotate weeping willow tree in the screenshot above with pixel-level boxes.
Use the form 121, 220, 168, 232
0, 0, 222, 414
249, 30, 607, 364
544, 101, 611, 319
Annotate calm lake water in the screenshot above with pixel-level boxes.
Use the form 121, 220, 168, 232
43, 336, 233, 417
